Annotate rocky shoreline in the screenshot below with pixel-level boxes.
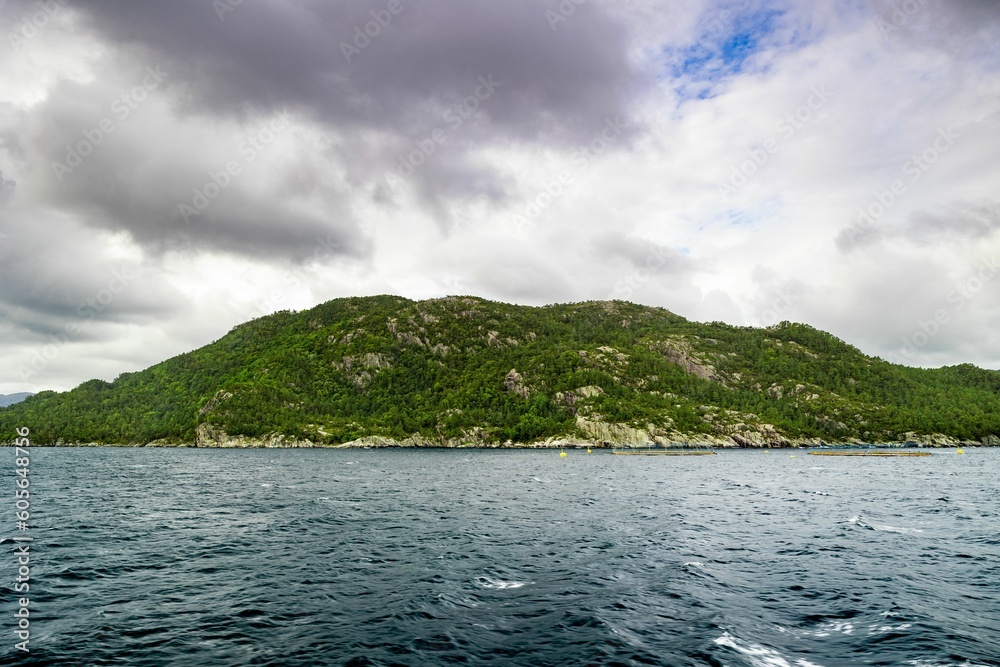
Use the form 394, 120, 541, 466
13, 426, 998, 449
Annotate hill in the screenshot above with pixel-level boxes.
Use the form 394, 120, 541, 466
0, 393, 34, 408
2, 296, 999, 447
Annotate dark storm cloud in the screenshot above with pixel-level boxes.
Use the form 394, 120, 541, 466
0, 209, 180, 325
10, 0, 643, 262
869, 0, 1000, 53
12, 67, 369, 263
69, 0, 640, 142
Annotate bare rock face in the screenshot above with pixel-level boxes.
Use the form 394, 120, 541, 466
575, 415, 650, 445
333, 352, 393, 387
575, 385, 604, 399
658, 338, 719, 382
199, 390, 233, 415
982, 434, 1000, 446
900, 432, 964, 447
503, 369, 529, 397
555, 385, 605, 406
195, 423, 317, 448
719, 422, 791, 448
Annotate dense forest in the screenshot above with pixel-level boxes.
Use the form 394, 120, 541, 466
2, 295, 999, 447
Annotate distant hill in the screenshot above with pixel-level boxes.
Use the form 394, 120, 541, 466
0, 393, 34, 408
1, 296, 999, 447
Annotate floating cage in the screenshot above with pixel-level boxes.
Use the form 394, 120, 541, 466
808, 450, 932, 457
612, 445, 716, 456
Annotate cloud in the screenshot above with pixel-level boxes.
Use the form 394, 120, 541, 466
869, 0, 1000, 57
905, 201, 1000, 244
2, 0, 1000, 394
68, 0, 641, 142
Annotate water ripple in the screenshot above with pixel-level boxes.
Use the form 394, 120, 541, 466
1, 447, 997, 666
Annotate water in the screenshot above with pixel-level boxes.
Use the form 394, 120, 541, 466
2, 448, 998, 666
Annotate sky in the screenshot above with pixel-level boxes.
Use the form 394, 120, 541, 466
1, 0, 999, 394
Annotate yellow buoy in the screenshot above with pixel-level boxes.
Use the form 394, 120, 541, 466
957, 448, 965, 455
560, 451, 567, 458
587, 448, 592, 454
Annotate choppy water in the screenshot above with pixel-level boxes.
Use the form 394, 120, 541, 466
2, 448, 998, 666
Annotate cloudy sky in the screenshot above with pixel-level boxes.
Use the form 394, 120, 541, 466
1, 0, 999, 394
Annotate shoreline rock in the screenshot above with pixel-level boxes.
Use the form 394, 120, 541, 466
5, 431, 995, 449
3, 419, 994, 449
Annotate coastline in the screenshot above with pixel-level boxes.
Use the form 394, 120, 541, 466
4, 436, 997, 449
6, 418, 998, 449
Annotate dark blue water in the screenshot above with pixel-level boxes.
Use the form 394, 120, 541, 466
2, 448, 998, 666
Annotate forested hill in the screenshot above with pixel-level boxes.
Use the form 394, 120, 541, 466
2, 295, 999, 447
0, 393, 34, 408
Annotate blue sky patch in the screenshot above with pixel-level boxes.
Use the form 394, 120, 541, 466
667, 3, 786, 100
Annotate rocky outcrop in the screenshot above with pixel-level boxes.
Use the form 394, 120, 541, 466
555, 385, 605, 407
41, 423, 996, 449
395, 331, 425, 347
333, 352, 392, 387
199, 390, 233, 415
718, 422, 791, 448
503, 369, 529, 397
574, 415, 799, 448
657, 337, 719, 382
337, 428, 503, 449
596, 346, 629, 363
575, 415, 652, 445
195, 423, 318, 448
899, 432, 973, 447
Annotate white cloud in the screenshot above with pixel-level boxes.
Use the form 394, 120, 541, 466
1, 0, 999, 393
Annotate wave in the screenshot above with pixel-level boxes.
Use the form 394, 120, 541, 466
476, 577, 527, 590
801, 621, 855, 637
846, 516, 923, 534
714, 631, 825, 667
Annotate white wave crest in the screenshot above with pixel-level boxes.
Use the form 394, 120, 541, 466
477, 577, 527, 590
715, 631, 825, 667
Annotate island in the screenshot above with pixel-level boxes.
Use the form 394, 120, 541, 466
2, 296, 998, 449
